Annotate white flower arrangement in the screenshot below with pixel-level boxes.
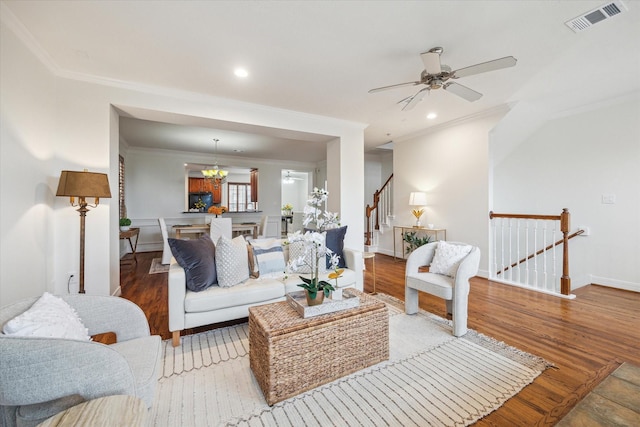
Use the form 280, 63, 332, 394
286, 187, 341, 299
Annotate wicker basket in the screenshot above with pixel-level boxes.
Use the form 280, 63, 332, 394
249, 289, 389, 405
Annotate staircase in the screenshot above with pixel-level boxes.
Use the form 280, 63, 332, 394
365, 174, 394, 247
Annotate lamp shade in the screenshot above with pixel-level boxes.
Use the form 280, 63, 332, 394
56, 170, 112, 198
409, 192, 427, 206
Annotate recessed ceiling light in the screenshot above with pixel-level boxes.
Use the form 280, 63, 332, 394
426, 112, 437, 120
234, 68, 249, 78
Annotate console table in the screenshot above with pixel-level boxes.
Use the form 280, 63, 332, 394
393, 226, 446, 260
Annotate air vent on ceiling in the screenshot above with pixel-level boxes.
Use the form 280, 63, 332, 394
565, 1, 627, 32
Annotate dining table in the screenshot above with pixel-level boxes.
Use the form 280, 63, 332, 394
232, 223, 259, 239
172, 224, 210, 239
172, 223, 259, 239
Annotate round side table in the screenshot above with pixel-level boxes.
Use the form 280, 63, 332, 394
363, 252, 377, 294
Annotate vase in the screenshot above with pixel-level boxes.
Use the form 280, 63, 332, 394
305, 290, 325, 306
120, 226, 130, 232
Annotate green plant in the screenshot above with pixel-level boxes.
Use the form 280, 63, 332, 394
193, 198, 206, 210
403, 231, 432, 254
119, 217, 132, 227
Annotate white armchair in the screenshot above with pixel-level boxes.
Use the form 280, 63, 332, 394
0, 295, 161, 427
405, 241, 480, 337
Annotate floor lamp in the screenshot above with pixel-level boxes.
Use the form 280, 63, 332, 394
56, 170, 112, 294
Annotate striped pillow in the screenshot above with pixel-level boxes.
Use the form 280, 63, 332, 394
251, 238, 286, 278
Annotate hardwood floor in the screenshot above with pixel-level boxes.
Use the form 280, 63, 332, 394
120, 251, 640, 426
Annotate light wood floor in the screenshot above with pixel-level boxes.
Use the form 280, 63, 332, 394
120, 252, 640, 426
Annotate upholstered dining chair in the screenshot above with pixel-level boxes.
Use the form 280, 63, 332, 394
209, 217, 232, 244
158, 217, 172, 264
0, 295, 161, 427
405, 241, 480, 337
258, 215, 269, 238
290, 211, 304, 234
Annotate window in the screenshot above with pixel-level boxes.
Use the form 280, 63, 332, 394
228, 183, 252, 212
119, 155, 126, 218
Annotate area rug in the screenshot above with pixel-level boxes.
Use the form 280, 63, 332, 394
147, 294, 550, 427
149, 258, 170, 274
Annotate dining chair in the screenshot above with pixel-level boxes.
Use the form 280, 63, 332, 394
209, 218, 232, 244
258, 215, 269, 238
158, 218, 172, 264
290, 212, 304, 235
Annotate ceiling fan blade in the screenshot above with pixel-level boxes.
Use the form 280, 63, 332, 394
368, 81, 421, 93
401, 88, 429, 111
444, 82, 482, 102
420, 47, 442, 75
451, 56, 517, 79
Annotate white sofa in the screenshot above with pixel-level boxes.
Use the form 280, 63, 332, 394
168, 242, 363, 346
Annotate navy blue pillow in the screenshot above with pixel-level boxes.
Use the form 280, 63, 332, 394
168, 236, 217, 292
325, 226, 347, 269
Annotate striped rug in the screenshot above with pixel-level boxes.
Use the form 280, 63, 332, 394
148, 295, 549, 427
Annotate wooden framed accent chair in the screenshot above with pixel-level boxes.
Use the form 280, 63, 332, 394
405, 241, 480, 337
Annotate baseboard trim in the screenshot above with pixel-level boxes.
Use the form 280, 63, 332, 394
590, 275, 640, 293
112, 286, 122, 297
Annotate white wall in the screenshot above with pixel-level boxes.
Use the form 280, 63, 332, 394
493, 96, 640, 291
124, 148, 318, 251
0, 22, 57, 304
0, 18, 366, 304
280, 171, 311, 212
385, 111, 507, 274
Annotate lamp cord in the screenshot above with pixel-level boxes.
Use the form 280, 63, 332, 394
67, 274, 74, 293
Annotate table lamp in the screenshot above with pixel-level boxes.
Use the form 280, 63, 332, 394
56, 169, 112, 293
409, 192, 427, 227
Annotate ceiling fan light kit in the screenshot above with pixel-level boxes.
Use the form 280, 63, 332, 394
370, 46, 517, 111
283, 171, 302, 184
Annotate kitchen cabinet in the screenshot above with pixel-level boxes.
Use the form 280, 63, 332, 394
189, 178, 221, 203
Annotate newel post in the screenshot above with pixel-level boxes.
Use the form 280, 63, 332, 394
560, 208, 571, 295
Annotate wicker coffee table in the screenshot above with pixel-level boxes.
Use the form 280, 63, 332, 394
248, 288, 389, 405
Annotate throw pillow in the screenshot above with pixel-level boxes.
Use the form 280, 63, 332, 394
168, 236, 217, 292
2, 292, 90, 341
288, 240, 328, 274
251, 238, 286, 278
216, 235, 250, 287
325, 225, 348, 269
429, 241, 473, 277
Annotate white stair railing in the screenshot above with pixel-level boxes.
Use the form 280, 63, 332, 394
489, 209, 581, 298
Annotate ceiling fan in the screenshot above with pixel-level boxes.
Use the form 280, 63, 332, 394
369, 47, 517, 111
282, 171, 303, 184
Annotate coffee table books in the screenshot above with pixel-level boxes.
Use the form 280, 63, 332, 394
286, 288, 360, 318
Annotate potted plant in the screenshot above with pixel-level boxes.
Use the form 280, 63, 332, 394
193, 198, 206, 212
286, 188, 341, 306
403, 231, 432, 254
282, 203, 293, 216
207, 205, 228, 217
119, 217, 132, 232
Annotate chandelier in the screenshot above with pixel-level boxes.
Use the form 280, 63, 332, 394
201, 138, 228, 186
